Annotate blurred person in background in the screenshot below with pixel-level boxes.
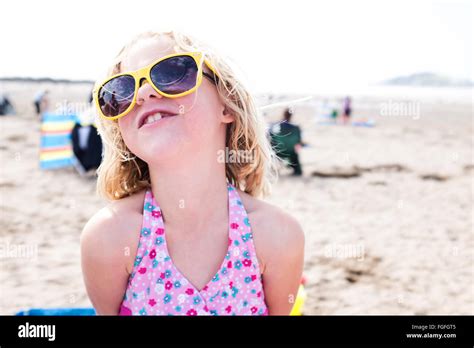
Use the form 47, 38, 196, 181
33, 89, 50, 117
269, 108, 305, 176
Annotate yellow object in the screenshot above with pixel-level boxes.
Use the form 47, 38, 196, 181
93, 51, 218, 121
40, 149, 73, 161
41, 120, 76, 132
290, 284, 306, 316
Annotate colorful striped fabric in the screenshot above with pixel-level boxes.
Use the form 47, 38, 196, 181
40, 113, 78, 169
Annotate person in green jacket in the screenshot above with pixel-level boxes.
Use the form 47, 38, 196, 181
269, 108, 304, 176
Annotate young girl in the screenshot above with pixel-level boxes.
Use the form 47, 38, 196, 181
80, 31, 304, 315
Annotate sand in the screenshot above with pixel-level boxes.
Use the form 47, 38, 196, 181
0, 81, 473, 314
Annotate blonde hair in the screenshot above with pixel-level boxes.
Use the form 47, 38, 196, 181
96, 31, 278, 200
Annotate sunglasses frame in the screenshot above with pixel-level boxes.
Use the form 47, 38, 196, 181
93, 51, 218, 120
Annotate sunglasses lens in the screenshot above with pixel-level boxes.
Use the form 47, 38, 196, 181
150, 56, 198, 95
97, 75, 135, 117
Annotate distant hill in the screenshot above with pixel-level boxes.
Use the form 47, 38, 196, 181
381, 72, 473, 87
0, 77, 94, 84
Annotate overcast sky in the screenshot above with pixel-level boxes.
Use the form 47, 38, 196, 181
0, 0, 472, 94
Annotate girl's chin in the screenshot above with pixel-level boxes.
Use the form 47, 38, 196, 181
137, 140, 183, 163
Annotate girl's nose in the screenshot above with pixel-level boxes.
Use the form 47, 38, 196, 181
136, 80, 162, 105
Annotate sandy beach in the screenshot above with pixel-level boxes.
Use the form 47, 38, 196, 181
0, 81, 472, 314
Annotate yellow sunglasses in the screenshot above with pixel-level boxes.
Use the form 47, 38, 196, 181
93, 52, 218, 120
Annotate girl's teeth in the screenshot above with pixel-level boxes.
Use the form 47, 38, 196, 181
145, 113, 162, 124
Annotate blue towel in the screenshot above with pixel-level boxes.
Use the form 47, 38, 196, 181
16, 308, 96, 316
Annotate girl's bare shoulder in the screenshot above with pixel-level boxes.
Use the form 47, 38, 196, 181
236, 189, 305, 269
80, 190, 147, 268
84, 190, 146, 234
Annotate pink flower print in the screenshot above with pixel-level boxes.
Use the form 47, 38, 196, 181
186, 309, 197, 316
257, 291, 262, 298
152, 210, 161, 218
229, 281, 233, 289
251, 306, 258, 314
202, 285, 209, 291
148, 299, 156, 307
230, 222, 239, 229
138, 267, 147, 274
185, 288, 194, 295
165, 281, 173, 290
227, 261, 232, 268
251, 274, 257, 281
119, 305, 132, 315
155, 228, 164, 235
228, 238, 232, 246
149, 249, 156, 259
203, 305, 209, 312
225, 305, 232, 313
160, 272, 166, 279
243, 259, 252, 267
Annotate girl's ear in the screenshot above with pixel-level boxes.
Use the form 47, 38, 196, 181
221, 105, 235, 124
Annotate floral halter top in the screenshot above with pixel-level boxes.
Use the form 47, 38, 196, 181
119, 183, 268, 315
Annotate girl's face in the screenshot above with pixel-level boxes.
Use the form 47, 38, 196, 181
117, 36, 232, 165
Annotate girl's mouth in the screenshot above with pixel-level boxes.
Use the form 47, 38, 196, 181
138, 111, 178, 128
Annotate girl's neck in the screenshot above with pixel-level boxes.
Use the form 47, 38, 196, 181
148, 151, 229, 236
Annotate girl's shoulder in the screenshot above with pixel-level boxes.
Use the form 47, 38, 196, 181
81, 189, 147, 273
83, 189, 146, 235
236, 189, 305, 272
